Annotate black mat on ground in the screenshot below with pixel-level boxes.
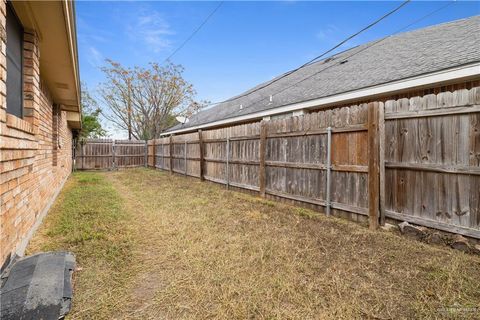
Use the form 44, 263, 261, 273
0, 252, 75, 320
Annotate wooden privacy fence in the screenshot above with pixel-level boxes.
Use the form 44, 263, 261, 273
149, 104, 375, 224
149, 87, 480, 239
75, 139, 147, 170
383, 88, 480, 238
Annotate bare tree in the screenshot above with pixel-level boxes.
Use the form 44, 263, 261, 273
98, 60, 134, 139
99, 60, 200, 140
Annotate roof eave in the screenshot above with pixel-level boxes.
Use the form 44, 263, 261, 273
12, 0, 81, 123
162, 62, 480, 136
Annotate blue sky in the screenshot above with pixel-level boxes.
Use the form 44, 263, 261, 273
77, 1, 479, 134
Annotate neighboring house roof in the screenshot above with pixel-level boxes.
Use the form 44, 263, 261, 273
166, 15, 480, 134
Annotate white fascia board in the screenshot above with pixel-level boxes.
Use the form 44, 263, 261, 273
63, 0, 81, 110
163, 63, 480, 136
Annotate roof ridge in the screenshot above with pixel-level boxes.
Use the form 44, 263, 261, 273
217, 15, 480, 105
166, 15, 480, 132
309, 14, 480, 67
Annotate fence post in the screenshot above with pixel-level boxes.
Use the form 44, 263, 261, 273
368, 102, 380, 230
259, 121, 267, 197
169, 135, 174, 174
198, 130, 205, 181
160, 138, 165, 170
162, 141, 165, 170
144, 140, 148, 167
81, 141, 84, 170
226, 135, 230, 189
152, 139, 156, 169
378, 102, 386, 226
112, 140, 116, 170
326, 127, 332, 216
184, 140, 187, 176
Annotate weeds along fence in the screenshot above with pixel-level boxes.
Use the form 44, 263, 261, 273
148, 87, 480, 239
74, 139, 147, 170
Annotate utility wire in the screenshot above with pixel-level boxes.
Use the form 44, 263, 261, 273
163, 1, 224, 64
245, 0, 456, 109
199, 0, 411, 108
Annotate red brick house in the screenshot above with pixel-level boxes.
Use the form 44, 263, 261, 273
0, 0, 81, 270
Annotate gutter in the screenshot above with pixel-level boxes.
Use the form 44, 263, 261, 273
62, 0, 81, 113
162, 62, 480, 136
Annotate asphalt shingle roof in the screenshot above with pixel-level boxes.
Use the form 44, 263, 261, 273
169, 16, 480, 132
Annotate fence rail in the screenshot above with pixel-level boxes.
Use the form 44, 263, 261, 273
148, 87, 480, 239
74, 139, 147, 170
74, 88, 480, 239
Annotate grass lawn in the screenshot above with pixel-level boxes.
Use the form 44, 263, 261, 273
27, 168, 480, 319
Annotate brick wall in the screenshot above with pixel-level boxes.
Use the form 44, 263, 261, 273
0, 2, 74, 269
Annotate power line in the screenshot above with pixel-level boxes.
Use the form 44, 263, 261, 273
200, 0, 411, 108
246, 0, 456, 109
163, 1, 224, 64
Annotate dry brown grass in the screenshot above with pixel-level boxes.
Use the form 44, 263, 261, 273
26, 172, 135, 319
28, 168, 480, 319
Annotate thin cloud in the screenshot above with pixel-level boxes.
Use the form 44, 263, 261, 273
126, 10, 174, 53
86, 46, 104, 67
316, 24, 340, 40
316, 24, 361, 53
77, 16, 113, 44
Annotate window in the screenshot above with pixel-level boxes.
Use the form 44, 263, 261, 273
6, 3, 23, 118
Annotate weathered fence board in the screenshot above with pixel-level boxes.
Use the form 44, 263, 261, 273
75, 139, 113, 170
63, 89, 480, 238
383, 88, 480, 237
75, 139, 147, 170
115, 140, 147, 168
149, 104, 371, 224
145, 87, 479, 238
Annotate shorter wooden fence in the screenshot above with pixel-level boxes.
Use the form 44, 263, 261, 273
74, 139, 147, 170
